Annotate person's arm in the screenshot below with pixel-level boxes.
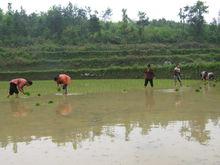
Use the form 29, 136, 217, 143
56, 81, 62, 91
144, 70, 147, 78
17, 84, 25, 94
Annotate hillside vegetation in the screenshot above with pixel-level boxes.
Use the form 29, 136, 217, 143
0, 1, 219, 80
0, 42, 219, 80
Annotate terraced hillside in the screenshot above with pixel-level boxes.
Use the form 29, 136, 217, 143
0, 43, 220, 80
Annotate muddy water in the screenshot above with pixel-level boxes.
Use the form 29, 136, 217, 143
0, 85, 220, 165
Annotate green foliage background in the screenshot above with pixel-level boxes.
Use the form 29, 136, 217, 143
0, 2, 219, 80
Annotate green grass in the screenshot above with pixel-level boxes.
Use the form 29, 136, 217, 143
0, 79, 203, 102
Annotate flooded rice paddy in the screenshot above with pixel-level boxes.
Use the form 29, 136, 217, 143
0, 84, 220, 165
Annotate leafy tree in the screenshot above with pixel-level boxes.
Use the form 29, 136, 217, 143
101, 8, 112, 32
46, 5, 64, 40
0, 1, 218, 46
137, 11, 149, 42
89, 12, 101, 34
183, 1, 208, 40
120, 8, 129, 43
102, 8, 112, 22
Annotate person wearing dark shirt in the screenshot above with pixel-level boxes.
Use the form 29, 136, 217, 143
144, 64, 155, 88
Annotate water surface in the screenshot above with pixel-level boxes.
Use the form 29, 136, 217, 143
0, 85, 220, 165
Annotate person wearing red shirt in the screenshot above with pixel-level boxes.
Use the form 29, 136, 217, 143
7, 78, 33, 98
54, 74, 71, 95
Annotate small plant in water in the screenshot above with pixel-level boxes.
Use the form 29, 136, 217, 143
35, 103, 40, 106
175, 88, 179, 91
25, 92, 30, 96
195, 89, 200, 92
122, 89, 127, 93
37, 93, 41, 96
48, 100, 53, 104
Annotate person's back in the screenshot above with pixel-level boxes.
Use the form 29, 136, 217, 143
58, 74, 71, 85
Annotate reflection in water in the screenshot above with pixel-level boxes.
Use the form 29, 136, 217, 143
180, 119, 210, 145
174, 93, 182, 108
145, 88, 155, 111
56, 96, 73, 117
202, 83, 210, 95
0, 87, 220, 164
7, 99, 32, 153
10, 99, 31, 118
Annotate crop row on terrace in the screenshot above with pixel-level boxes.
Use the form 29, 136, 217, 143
1, 48, 220, 60
0, 43, 219, 79
0, 63, 219, 80
0, 54, 219, 71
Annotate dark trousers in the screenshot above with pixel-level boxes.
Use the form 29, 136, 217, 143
9, 83, 19, 95
144, 79, 153, 87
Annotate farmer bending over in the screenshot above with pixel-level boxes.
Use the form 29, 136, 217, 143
200, 71, 208, 81
208, 72, 215, 81
54, 74, 71, 95
7, 78, 33, 98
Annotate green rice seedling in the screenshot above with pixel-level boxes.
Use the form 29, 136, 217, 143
25, 92, 30, 96
35, 103, 40, 106
48, 100, 54, 104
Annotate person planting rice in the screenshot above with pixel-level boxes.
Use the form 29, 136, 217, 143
54, 74, 71, 95
173, 63, 182, 87
7, 78, 33, 98
200, 71, 208, 81
144, 64, 155, 88
200, 71, 215, 81
208, 72, 215, 81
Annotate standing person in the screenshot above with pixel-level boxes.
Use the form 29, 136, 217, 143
7, 78, 33, 98
144, 64, 155, 88
173, 63, 182, 87
54, 74, 71, 95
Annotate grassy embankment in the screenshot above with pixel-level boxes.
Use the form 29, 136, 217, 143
0, 42, 219, 80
